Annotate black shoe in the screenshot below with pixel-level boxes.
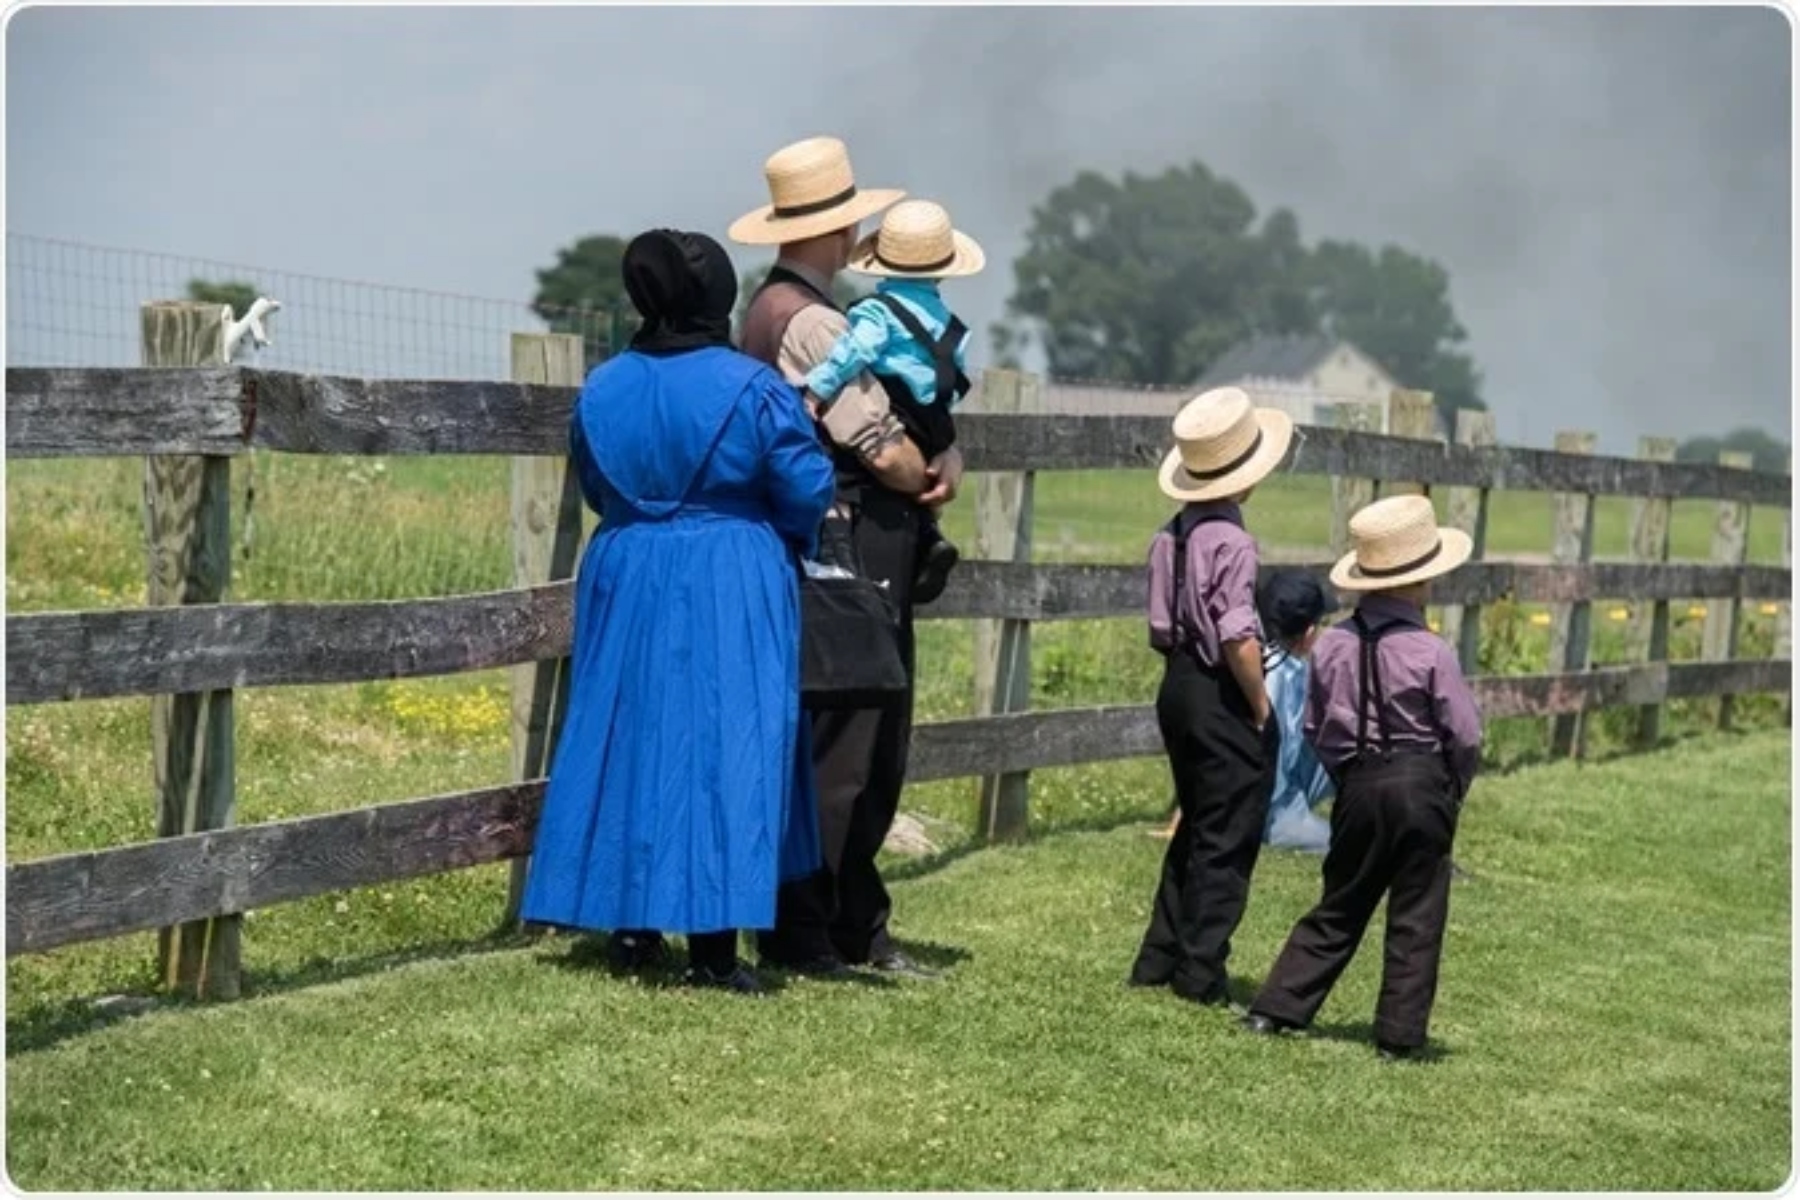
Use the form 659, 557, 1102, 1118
605, 932, 669, 972
1240, 1012, 1303, 1037
867, 950, 942, 981
1171, 980, 1231, 1008
763, 953, 854, 980
911, 538, 960, 606
1376, 1041, 1418, 1062
683, 962, 766, 995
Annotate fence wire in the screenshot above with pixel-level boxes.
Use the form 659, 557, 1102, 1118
5, 232, 626, 380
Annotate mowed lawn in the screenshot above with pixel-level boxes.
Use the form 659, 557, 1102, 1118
5, 730, 1791, 1191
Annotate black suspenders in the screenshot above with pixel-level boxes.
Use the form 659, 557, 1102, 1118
1166, 509, 1235, 654
861, 292, 972, 407
1349, 611, 1404, 758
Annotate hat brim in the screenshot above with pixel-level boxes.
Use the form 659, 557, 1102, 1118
727, 187, 905, 246
1329, 526, 1474, 591
1157, 408, 1294, 503
845, 229, 986, 279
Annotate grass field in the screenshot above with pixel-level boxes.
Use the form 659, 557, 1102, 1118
4, 731, 1790, 1190
5, 451, 1791, 1187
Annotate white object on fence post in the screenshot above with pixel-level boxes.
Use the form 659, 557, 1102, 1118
1443, 409, 1496, 674
504, 332, 587, 929
1704, 450, 1754, 730
222, 297, 281, 363
1548, 430, 1597, 759
141, 300, 241, 1001
972, 368, 1038, 842
1629, 437, 1678, 748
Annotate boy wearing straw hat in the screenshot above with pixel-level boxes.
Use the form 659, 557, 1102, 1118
1241, 494, 1483, 1060
733, 136, 959, 981
803, 198, 985, 603
1130, 386, 1292, 1007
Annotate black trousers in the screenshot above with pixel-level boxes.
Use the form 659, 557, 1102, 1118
1250, 751, 1459, 1049
1131, 652, 1274, 1000
759, 485, 919, 966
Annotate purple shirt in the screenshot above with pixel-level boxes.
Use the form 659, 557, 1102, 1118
1304, 593, 1483, 799
1146, 500, 1261, 669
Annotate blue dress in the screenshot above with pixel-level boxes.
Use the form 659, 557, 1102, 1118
1264, 651, 1335, 855
519, 345, 836, 934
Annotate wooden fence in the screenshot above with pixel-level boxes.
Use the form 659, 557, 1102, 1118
5, 309, 1792, 1000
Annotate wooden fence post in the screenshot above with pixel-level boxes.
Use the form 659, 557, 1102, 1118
503, 333, 587, 928
1629, 437, 1678, 748
972, 368, 1038, 842
1329, 402, 1383, 558
1379, 390, 1439, 498
141, 300, 240, 1001
1443, 410, 1497, 674
1703, 450, 1754, 730
1547, 431, 1597, 758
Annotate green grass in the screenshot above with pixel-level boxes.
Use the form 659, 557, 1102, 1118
5, 730, 1790, 1190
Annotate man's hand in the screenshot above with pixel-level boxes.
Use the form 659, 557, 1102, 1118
918, 445, 965, 508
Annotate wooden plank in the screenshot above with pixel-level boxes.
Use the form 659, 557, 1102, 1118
10, 562, 1789, 706
1378, 389, 1440, 498
5, 366, 247, 457
6, 782, 543, 955
141, 301, 240, 1002
1629, 437, 1678, 747
8, 366, 1791, 507
7, 586, 574, 705
1704, 451, 1755, 729
1547, 431, 1597, 758
505, 333, 586, 925
8, 656, 1789, 958
970, 369, 1037, 842
1329, 402, 1383, 557
1442, 410, 1497, 672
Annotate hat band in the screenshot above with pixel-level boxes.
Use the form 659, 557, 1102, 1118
1354, 537, 1443, 579
1184, 429, 1264, 482
877, 247, 957, 272
773, 185, 858, 219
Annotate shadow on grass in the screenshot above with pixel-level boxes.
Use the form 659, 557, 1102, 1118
6, 928, 537, 1056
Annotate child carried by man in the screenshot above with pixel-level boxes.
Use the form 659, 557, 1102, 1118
803, 199, 982, 604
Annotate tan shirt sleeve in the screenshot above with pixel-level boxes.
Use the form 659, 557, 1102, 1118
781, 305, 906, 461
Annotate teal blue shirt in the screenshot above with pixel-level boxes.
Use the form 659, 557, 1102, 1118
803, 279, 970, 408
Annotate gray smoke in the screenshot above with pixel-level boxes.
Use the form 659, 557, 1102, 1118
9, 5, 1788, 453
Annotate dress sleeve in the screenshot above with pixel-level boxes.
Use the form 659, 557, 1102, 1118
755, 373, 837, 557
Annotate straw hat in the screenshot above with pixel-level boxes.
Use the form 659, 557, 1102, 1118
846, 200, 985, 279
1329, 494, 1474, 591
1157, 387, 1294, 502
727, 136, 904, 246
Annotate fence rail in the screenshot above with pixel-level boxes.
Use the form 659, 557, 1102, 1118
5, 345, 1791, 986
6, 366, 1792, 506
6, 562, 1790, 706
6, 656, 1786, 957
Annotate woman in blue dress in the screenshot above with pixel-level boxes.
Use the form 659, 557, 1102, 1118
520, 228, 836, 993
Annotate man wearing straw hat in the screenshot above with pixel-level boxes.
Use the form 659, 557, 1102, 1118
1241, 494, 1483, 1060
732, 136, 961, 980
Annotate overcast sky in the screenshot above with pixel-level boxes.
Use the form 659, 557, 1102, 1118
6, 3, 1791, 452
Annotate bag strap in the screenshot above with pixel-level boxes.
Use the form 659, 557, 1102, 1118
861, 292, 969, 406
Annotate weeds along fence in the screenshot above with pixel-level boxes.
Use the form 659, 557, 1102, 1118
5, 304, 1792, 1002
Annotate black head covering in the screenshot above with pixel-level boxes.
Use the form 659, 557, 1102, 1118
1258, 569, 1332, 644
621, 228, 738, 354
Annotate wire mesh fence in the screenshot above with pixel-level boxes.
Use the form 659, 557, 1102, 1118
5, 232, 628, 379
